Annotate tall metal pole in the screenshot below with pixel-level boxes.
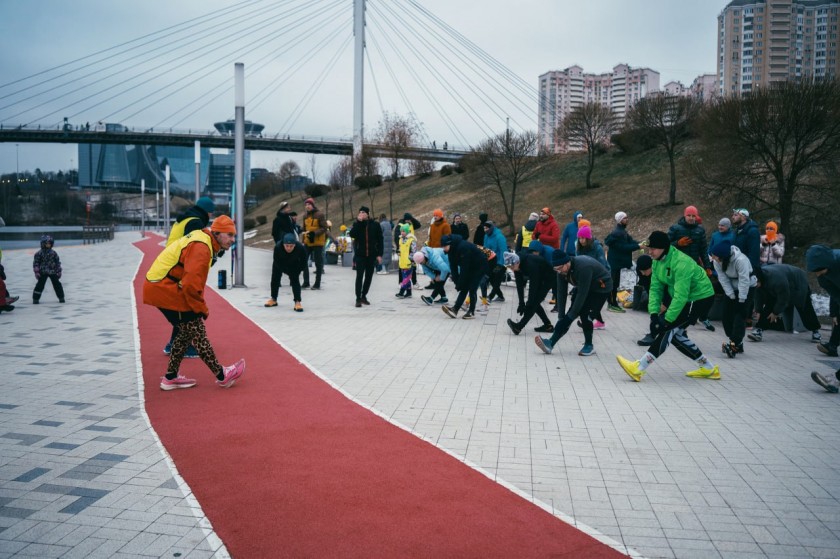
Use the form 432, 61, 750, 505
156, 190, 160, 231
141, 179, 145, 237
194, 140, 201, 201
352, 0, 365, 162
233, 63, 246, 287
164, 165, 171, 237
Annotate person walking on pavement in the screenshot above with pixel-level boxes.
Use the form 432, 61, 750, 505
349, 206, 383, 307
534, 250, 612, 357
32, 235, 65, 304
415, 246, 450, 305
143, 215, 245, 390
806, 245, 840, 392
604, 211, 641, 313
710, 240, 756, 358
441, 234, 487, 320
450, 213, 470, 240
616, 231, 719, 382
748, 264, 822, 344
560, 211, 583, 255
505, 251, 555, 336
265, 233, 307, 312
301, 198, 328, 290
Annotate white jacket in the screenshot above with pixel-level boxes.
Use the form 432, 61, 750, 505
713, 245, 756, 302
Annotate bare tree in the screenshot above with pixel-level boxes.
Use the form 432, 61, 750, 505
277, 160, 301, 197
625, 94, 701, 205
557, 102, 616, 189
354, 149, 380, 217
329, 156, 354, 225
471, 130, 545, 236
374, 112, 423, 220
693, 80, 840, 243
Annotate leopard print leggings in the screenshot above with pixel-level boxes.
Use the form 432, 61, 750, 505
167, 316, 223, 377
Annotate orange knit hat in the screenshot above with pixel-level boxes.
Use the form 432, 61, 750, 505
210, 215, 236, 234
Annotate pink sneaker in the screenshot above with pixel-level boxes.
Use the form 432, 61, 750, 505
160, 375, 197, 391
593, 320, 606, 330
217, 359, 246, 388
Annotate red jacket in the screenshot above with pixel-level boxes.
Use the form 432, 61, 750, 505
533, 216, 560, 249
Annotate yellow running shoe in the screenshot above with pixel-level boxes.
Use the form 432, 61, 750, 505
616, 355, 644, 382
264, 298, 278, 307
686, 365, 721, 379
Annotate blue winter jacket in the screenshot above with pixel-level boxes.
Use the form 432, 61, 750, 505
528, 239, 554, 263
482, 226, 507, 262
560, 211, 582, 255
418, 246, 450, 282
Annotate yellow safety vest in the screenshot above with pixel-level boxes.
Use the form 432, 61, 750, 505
166, 216, 199, 246
146, 230, 214, 283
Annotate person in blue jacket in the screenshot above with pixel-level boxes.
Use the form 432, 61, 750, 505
710, 217, 736, 255
482, 220, 508, 302
414, 246, 450, 305
560, 211, 583, 255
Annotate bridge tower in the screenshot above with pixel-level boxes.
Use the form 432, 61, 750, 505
353, 0, 365, 163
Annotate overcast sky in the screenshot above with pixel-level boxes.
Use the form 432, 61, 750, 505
0, 0, 725, 176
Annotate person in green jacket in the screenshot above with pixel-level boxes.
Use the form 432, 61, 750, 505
616, 231, 720, 382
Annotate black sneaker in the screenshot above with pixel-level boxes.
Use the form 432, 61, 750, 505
355, 299, 362, 308
395, 292, 405, 298
311, 285, 321, 290
442, 305, 458, 319
637, 334, 655, 346
361, 297, 370, 306
506, 319, 521, 335
462, 312, 475, 320
421, 295, 434, 306
722, 341, 737, 358
811, 371, 839, 393
818, 343, 839, 357
437, 297, 448, 304
534, 324, 554, 333
701, 319, 715, 332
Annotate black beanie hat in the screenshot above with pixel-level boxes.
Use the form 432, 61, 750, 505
440, 234, 453, 247
647, 231, 670, 250
636, 254, 653, 272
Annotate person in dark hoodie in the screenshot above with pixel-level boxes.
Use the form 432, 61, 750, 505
806, 245, 840, 392
441, 234, 487, 320
748, 264, 822, 344
349, 206, 384, 307
505, 251, 555, 336
604, 211, 641, 313
450, 213, 470, 239
266, 233, 307, 312
534, 250, 612, 357
560, 211, 583, 255
271, 201, 296, 244
514, 212, 539, 253
731, 208, 761, 272
473, 212, 489, 246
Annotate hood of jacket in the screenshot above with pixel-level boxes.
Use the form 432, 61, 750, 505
524, 218, 537, 231
806, 244, 838, 272
570, 211, 582, 225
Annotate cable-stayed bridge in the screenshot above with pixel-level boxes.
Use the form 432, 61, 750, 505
0, 0, 541, 166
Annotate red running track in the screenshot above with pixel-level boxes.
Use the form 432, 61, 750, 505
133, 235, 627, 558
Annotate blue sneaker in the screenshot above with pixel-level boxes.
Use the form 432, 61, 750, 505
578, 344, 595, 356
185, 346, 199, 359
163, 343, 172, 355
534, 336, 554, 354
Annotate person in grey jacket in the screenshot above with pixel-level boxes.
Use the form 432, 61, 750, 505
535, 251, 612, 357
377, 214, 392, 274
710, 240, 756, 357
806, 245, 840, 393
748, 264, 822, 344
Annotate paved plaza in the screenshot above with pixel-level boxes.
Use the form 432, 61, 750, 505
2, 231, 840, 558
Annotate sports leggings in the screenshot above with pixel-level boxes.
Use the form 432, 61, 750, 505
159, 309, 222, 377
648, 296, 715, 360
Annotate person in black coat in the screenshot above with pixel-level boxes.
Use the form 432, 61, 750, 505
441, 234, 488, 319
349, 206, 384, 307
749, 264, 822, 343
266, 233, 307, 311
505, 251, 554, 335
473, 212, 489, 246
271, 201, 296, 244
450, 213, 470, 240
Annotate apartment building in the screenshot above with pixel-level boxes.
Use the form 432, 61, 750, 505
538, 64, 659, 153
718, 0, 840, 95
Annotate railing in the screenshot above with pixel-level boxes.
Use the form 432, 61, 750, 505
82, 225, 114, 245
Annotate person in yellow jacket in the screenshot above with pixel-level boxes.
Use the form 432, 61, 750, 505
143, 215, 245, 391
396, 223, 417, 298
301, 197, 327, 289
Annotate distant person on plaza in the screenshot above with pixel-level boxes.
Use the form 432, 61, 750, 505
505, 251, 555, 336
271, 201, 296, 244
482, 220, 508, 302
349, 206, 384, 308
265, 233, 306, 312
710, 217, 736, 255
731, 208, 761, 272
759, 221, 785, 265
616, 231, 719, 382
396, 223, 417, 299
0, 248, 19, 313
450, 213, 470, 240
575, 225, 608, 329
560, 211, 583, 255
415, 246, 450, 305
533, 250, 612, 357
377, 213, 392, 274
425, 208, 451, 288
143, 215, 245, 390
32, 234, 64, 304
748, 264, 822, 344
710, 240, 756, 358
473, 212, 489, 246
394, 212, 422, 287
301, 197, 327, 290
806, 244, 840, 392
164, 196, 215, 356
669, 204, 714, 339
514, 212, 539, 253
441, 234, 487, 320
533, 207, 560, 249
604, 211, 641, 313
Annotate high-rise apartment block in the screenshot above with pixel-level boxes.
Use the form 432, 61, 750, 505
538, 64, 660, 153
718, 0, 840, 95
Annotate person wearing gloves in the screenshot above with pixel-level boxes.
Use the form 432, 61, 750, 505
482, 220, 508, 302
440, 234, 488, 320
560, 211, 583, 255
806, 245, 840, 393
415, 246, 450, 305
668, 205, 711, 273
266, 233, 307, 312
534, 250, 612, 357
32, 234, 65, 304
710, 240, 757, 358
759, 221, 785, 265
505, 251, 555, 336
143, 215, 245, 390
616, 231, 718, 382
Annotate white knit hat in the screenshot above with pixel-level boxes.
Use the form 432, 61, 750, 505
615, 211, 628, 223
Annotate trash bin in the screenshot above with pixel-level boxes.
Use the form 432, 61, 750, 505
218, 270, 227, 289
341, 251, 354, 267
325, 252, 338, 265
